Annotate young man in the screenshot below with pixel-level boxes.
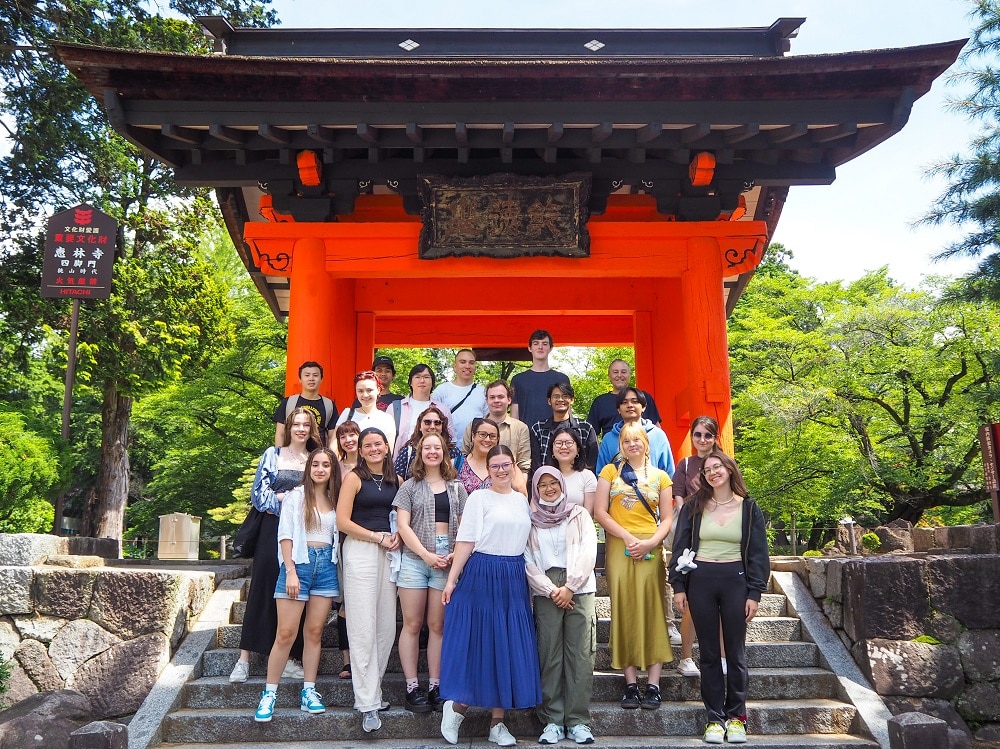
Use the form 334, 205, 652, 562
529, 381, 599, 479
272, 361, 338, 447
586, 359, 662, 438
352, 355, 404, 409
461, 379, 531, 473
430, 348, 488, 439
596, 387, 674, 476
510, 329, 570, 429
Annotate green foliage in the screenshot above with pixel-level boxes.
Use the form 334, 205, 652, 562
802, 550, 823, 558
861, 532, 882, 553
0, 410, 60, 533
912, 635, 942, 645
0, 657, 10, 709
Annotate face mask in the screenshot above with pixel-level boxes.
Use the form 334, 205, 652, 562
538, 495, 563, 507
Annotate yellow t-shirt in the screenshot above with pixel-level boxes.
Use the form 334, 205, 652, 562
599, 462, 672, 535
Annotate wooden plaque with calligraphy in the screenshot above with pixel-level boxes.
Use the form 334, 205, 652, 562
418, 173, 591, 259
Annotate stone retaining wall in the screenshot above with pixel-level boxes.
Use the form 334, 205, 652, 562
785, 527, 1000, 745
0, 534, 220, 720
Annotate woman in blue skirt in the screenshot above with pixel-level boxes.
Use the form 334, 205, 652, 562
439, 444, 541, 747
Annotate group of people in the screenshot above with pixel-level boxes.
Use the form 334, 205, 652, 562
231, 331, 770, 746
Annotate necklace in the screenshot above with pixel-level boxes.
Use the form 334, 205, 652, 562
287, 450, 308, 465
713, 494, 736, 506
371, 473, 384, 492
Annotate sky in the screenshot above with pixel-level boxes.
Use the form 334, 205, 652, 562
257, 0, 982, 288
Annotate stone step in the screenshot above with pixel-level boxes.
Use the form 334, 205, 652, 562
202, 640, 819, 679
228, 591, 788, 625
160, 736, 876, 749
185, 668, 839, 710
162, 698, 857, 743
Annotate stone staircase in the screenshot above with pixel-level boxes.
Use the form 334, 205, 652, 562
153, 575, 880, 748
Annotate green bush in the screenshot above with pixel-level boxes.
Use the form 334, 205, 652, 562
861, 532, 881, 553
912, 635, 942, 645
0, 658, 11, 709
803, 550, 823, 557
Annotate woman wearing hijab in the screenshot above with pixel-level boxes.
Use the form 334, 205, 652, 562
524, 467, 598, 746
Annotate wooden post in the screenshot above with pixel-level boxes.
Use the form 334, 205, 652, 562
53, 297, 81, 535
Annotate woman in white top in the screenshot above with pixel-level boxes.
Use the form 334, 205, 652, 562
439, 445, 542, 747
336, 371, 397, 449
524, 467, 598, 745
253, 447, 342, 723
546, 425, 597, 514
391, 363, 456, 459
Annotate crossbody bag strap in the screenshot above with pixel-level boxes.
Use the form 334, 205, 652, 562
450, 383, 478, 414
617, 461, 659, 525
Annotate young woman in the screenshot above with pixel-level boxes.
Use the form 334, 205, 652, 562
672, 416, 723, 677
391, 363, 457, 459
456, 417, 500, 494
393, 433, 469, 713
546, 425, 597, 514
524, 467, 598, 746
394, 404, 462, 481
254, 448, 342, 722
594, 422, 673, 710
670, 450, 769, 745
439, 445, 541, 747
336, 420, 361, 473
336, 427, 401, 734
336, 371, 397, 449
230, 408, 320, 684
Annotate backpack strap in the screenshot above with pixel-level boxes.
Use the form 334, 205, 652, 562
392, 399, 403, 432
320, 396, 335, 428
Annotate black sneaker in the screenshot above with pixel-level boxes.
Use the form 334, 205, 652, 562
427, 685, 443, 711
641, 683, 661, 710
405, 687, 433, 713
621, 682, 641, 709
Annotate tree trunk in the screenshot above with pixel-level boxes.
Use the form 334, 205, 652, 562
83, 380, 131, 544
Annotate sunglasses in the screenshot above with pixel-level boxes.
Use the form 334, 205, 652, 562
422, 418, 443, 426
692, 431, 716, 440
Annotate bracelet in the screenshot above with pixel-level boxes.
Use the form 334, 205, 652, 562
379, 533, 386, 545
369, 530, 375, 542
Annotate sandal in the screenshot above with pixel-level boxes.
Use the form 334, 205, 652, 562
339, 663, 352, 679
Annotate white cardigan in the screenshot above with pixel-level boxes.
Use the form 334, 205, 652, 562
276, 486, 338, 567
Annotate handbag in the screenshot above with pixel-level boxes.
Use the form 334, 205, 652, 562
232, 506, 264, 558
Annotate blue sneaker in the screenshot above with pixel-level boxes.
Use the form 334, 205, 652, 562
300, 686, 325, 714
255, 689, 277, 722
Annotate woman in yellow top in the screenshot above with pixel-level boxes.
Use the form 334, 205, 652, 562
594, 421, 673, 710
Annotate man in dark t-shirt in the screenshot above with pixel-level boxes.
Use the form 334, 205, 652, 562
273, 361, 338, 447
511, 329, 570, 429
586, 358, 661, 438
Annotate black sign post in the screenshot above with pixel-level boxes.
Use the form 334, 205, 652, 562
42, 204, 117, 534
979, 424, 1000, 524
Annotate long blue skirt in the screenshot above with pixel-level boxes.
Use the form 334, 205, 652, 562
441, 552, 542, 709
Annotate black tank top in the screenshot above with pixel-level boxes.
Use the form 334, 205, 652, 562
434, 490, 450, 524
350, 475, 396, 533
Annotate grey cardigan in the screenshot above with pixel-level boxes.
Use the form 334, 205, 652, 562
392, 478, 468, 561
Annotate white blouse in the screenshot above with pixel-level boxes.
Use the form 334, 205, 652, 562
456, 488, 531, 556
336, 405, 397, 450
276, 487, 338, 566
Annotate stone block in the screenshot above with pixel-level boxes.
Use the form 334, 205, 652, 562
67, 632, 170, 719
883, 696, 971, 735
45, 555, 105, 568
956, 682, 1000, 722
912, 527, 936, 553
49, 619, 122, 682
876, 521, 914, 553
4, 661, 39, 705
0, 533, 60, 566
65, 537, 120, 558
88, 570, 184, 641
0, 689, 93, 749
0, 616, 20, 661
843, 558, 929, 642
957, 630, 1000, 681
864, 639, 963, 698
15, 637, 65, 691
822, 598, 844, 629
887, 712, 949, 749
947, 727, 971, 749
975, 723, 1000, 743
69, 720, 128, 749
967, 524, 998, 554
926, 612, 964, 645
934, 526, 951, 548
806, 558, 827, 598
0, 567, 34, 615
825, 557, 848, 602
12, 614, 68, 643
928, 556, 1000, 629
33, 568, 98, 620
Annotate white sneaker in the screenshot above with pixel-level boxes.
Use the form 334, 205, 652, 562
441, 700, 465, 744
281, 659, 304, 679
677, 657, 699, 677
668, 622, 682, 645
362, 709, 382, 733
489, 722, 517, 746
228, 659, 249, 683
567, 724, 595, 744
539, 723, 564, 744
721, 657, 728, 676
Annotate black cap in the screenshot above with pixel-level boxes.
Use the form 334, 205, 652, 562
372, 355, 395, 374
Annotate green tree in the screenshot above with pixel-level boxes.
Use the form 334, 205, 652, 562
920, 0, 1000, 300
0, 411, 59, 532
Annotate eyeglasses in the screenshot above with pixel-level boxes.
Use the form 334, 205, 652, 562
489, 462, 513, 472
537, 480, 561, 490
474, 431, 499, 441
552, 440, 576, 448
702, 464, 726, 475
692, 431, 716, 440
422, 418, 443, 426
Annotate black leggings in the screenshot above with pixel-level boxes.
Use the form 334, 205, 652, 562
686, 560, 749, 724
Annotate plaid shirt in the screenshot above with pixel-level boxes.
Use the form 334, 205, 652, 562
529, 415, 598, 480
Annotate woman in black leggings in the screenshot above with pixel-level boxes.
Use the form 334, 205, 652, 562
669, 450, 769, 746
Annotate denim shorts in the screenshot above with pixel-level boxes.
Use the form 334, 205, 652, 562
275, 545, 340, 601
396, 535, 449, 591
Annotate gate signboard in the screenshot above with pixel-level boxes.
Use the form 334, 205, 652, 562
41, 204, 116, 299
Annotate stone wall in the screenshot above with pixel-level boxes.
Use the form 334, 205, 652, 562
0, 533, 219, 720
789, 525, 1000, 745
